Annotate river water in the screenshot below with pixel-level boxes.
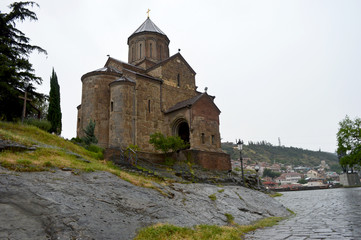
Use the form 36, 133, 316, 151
245, 187, 361, 240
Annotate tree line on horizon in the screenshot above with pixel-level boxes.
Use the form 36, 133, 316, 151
221, 141, 340, 171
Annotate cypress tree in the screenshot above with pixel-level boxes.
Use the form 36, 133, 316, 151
47, 68, 62, 134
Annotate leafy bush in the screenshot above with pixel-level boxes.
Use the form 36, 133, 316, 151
263, 168, 281, 179
149, 132, 188, 154
24, 118, 51, 132
70, 137, 83, 144
86, 144, 104, 159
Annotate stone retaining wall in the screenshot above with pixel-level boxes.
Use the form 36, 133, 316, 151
340, 173, 361, 186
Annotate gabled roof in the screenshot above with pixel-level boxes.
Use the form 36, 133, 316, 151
146, 52, 196, 75
104, 56, 163, 83
122, 68, 163, 84
165, 92, 220, 114
105, 57, 146, 73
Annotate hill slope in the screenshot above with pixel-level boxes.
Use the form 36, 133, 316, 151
222, 141, 339, 169
0, 121, 158, 187
0, 122, 291, 239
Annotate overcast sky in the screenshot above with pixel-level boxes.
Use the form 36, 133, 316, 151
2, 0, 360, 153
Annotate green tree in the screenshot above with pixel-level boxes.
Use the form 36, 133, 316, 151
0, 1, 47, 120
263, 168, 281, 179
47, 68, 61, 134
337, 115, 361, 172
149, 132, 188, 154
297, 179, 307, 184
82, 119, 98, 145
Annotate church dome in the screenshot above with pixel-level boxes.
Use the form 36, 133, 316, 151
128, 17, 169, 43
127, 17, 170, 68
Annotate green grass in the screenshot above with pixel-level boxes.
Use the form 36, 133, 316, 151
268, 192, 283, 198
286, 208, 295, 215
218, 189, 225, 193
224, 213, 235, 225
208, 193, 217, 201
134, 216, 286, 240
0, 121, 166, 188
235, 192, 243, 201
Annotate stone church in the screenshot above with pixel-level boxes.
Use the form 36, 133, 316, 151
77, 17, 230, 170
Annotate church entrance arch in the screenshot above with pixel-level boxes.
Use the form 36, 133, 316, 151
172, 118, 190, 147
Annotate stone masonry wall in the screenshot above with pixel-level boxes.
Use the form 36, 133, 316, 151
80, 73, 119, 148
176, 150, 231, 171
190, 96, 222, 152
128, 33, 169, 66
134, 77, 164, 151
148, 56, 197, 111
109, 81, 135, 149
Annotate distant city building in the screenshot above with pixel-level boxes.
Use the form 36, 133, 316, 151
275, 172, 302, 185
306, 170, 319, 179
269, 163, 281, 172
294, 166, 310, 173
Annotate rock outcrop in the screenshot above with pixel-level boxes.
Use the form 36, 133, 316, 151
0, 167, 289, 239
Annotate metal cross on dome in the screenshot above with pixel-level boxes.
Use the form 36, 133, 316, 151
147, 9, 151, 18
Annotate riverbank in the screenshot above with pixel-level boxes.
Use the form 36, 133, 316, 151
0, 166, 290, 239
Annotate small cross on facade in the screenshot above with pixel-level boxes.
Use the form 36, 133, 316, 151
147, 9, 151, 18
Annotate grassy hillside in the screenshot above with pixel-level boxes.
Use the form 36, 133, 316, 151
0, 121, 159, 187
222, 141, 339, 169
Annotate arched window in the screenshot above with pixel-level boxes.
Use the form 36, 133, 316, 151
139, 43, 142, 58
159, 45, 162, 60
150, 43, 152, 57
177, 74, 180, 87
148, 99, 151, 113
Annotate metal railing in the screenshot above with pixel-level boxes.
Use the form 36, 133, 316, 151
127, 148, 138, 166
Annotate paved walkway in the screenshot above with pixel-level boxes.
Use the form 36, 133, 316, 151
245, 187, 361, 240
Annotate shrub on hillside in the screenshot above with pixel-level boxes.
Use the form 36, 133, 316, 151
24, 118, 51, 132
86, 144, 104, 159
149, 132, 188, 154
70, 138, 104, 160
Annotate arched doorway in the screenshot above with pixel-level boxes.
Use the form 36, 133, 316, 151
172, 118, 190, 147
178, 122, 190, 144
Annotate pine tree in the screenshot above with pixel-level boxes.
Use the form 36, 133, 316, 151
47, 68, 62, 134
0, 2, 47, 120
82, 119, 98, 145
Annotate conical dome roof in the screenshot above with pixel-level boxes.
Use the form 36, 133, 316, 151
132, 17, 166, 35
128, 17, 169, 44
